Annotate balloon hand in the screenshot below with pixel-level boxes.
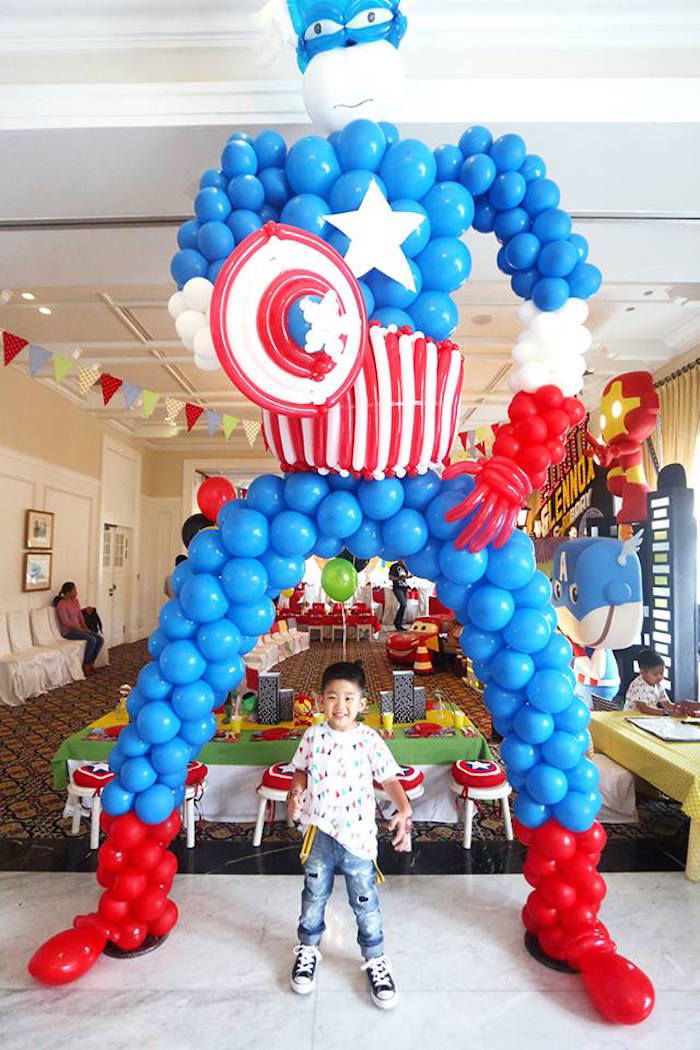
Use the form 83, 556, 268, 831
444, 457, 532, 552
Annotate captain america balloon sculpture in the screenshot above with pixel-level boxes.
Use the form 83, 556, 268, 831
30, 1, 656, 1026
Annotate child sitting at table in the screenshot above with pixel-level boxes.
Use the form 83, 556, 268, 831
623, 649, 691, 716
286, 660, 412, 1010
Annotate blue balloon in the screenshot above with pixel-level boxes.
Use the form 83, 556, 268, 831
228, 174, 265, 212
159, 640, 206, 686
179, 574, 229, 624
471, 660, 493, 684
532, 208, 572, 244
126, 688, 147, 721
366, 263, 421, 310
270, 510, 317, 556
357, 479, 404, 521
526, 763, 568, 806
314, 535, 344, 559
500, 735, 539, 773
533, 277, 569, 312
148, 629, 169, 658
135, 783, 177, 826
101, 780, 135, 816
157, 772, 186, 790
171, 249, 208, 287
221, 139, 258, 178
553, 791, 600, 833
280, 194, 330, 238
435, 575, 470, 613
391, 200, 431, 257
472, 200, 496, 233
194, 187, 232, 223
254, 129, 287, 169
567, 262, 602, 299
485, 530, 536, 590
284, 473, 329, 514
484, 683, 524, 723
490, 133, 526, 172
569, 233, 589, 263
524, 669, 574, 715
467, 585, 515, 632
237, 635, 257, 656
513, 790, 550, 829
379, 121, 399, 147
459, 126, 493, 157
513, 704, 554, 744
287, 295, 312, 349
218, 504, 269, 558
119, 725, 150, 758
358, 281, 375, 315
199, 168, 228, 191
438, 543, 488, 586
120, 756, 157, 794
421, 181, 474, 237
505, 232, 540, 272
137, 700, 181, 745
565, 757, 600, 794
159, 599, 198, 641
511, 269, 539, 299
519, 154, 546, 182
538, 240, 578, 278
488, 171, 526, 211
541, 730, 584, 771
372, 307, 414, 329
490, 649, 535, 691
416, 238, 471, 293
260, 550, 304, 590
425, 490, 463, 541
381, 508, 428, 558
108, 747, 125, 775
195, 617, 242, 662
228, 597, 276, 637
226, 209, 263, 242
405, 537, 442, 579
512, 570, 551, 608
137, 662, 173, 701
329, 170, 387, 213
502, 609, 552, 655
434, 144, 464, 181
246, 474, 286, 518
346, 519, 383, 559
221, 558, 268, 604
461, 625, 502, 663
197, 220, 235, 261
533, 632, 573, 670
203, 654, 245, 693
177, 219, 201, 249
408, 291, 458, 341
316, 492, 362, 539
379, 139, 437, 201
208, 259, 225, 283
179, 714, 217, 749
459, 153, 496, 196
497, 246, 517, 275
285, 136, 340, 196
258, 167, 291, 209
402, 470, 441, 509
493, 207, 529, 243
172, 680, 216, 722
523, 178, 561, 216
187, 528, 229, 575
337, 120, 386, 172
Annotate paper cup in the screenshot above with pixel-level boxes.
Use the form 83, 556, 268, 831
312, 712, 325, 725
453, 710, 466, 730
230, 715, 243, 734
381, 712, 394, 732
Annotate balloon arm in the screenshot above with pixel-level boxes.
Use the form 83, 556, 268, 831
584, 432, 613, 466
444, 456, 532, 552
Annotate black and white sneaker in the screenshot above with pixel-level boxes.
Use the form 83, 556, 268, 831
361, 955, 398, 1009
291, 944, 321, 995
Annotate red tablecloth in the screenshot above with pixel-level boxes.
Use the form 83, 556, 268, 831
277, 610, 381, 632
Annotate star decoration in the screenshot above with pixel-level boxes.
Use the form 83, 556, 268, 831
300, 291, 350, 360
324, 179, 424, 292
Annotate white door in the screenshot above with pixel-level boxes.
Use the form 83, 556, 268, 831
102, 524, 132, 647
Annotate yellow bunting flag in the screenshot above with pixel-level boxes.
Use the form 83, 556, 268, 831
164, 397, 184, 424
53, 355, 74, 384
221, 414, 239, 440
77, 365, 101, 396
242, 418, 261, 447
141, 390, 159, 419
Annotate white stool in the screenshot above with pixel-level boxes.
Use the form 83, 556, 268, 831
374, 765, 425, 805
450, 777, 513, 849
356, 623, 374, 642
67, 781, 104, 850
331, 623, 345, 641
308, 625, 325, 643
181, 779, 208, 849
253, 763, 296, 847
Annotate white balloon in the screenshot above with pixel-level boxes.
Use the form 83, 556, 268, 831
183, 277, 214, 314
167, 291, 186, 320
512, 340, 541, 366
508, 370, 522, 393
193, 326, 216, 359
302, 40, 405, 132
529, 312, 568, 339
568, 325, 593, 355
551, 368, 583, 397
562, 297, 589, 326
517, 301, 538, 326
518, 361, 551, 392
194, 352, 221, 372
175, 309, 207, 350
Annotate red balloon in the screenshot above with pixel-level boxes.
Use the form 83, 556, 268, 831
99, 812, 115, 835
149, 850, 179, 888
579, 871, 607, 905
574, 821, 607, 855
580, 951, 655, 1025
508, 391, 537, 423
515, 416, 548, 445
148, 811, 182, 846
535, 821, 577, 862
97, 841, 127, 873
560, 852, 596, 889
133, 886, 168, 923
28, 926, 106, 985
545, 439, 566, 465
523, 846, 557, 887
128, 839, 164, 872
560, 901, 598, 935
542, 408, 570, 437
148, 898, 179, 937
517, 444, 551, 477
537, 923, 571, 961
562, 396, 586, 425
513, 818, 537, 845
111, 867, 148, 902
96, 864, 115, 889
539, 875, 577, 912
110, 812, 148, 851
493, 432, 520, 460
197, 476, 235, 522
113, 920, 149, 953
521, 902, 540, 935
526, 890, 558, 928
533, 385, 564, 411
98, 891, 131, 925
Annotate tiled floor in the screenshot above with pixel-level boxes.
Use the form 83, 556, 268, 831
2, 870, 698, 1050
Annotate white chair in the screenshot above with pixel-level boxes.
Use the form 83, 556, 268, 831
307, 624, 325, 643
253, 763, 295, 846
47, 607, 109, 669
0, 612, 50, 705
67, 763, 115, 849
7, 610, 67, 688
30, 607, 85, 683
355, 622, 375, 642
449, 760, 513, 850
331, 622, 345, 641
181, 778, 208, 848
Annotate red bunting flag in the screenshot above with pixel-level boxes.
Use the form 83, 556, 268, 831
458, 431, 468, 451
185, 402, 204, 431
3, 331, 28, 366
100, 373, 123, 405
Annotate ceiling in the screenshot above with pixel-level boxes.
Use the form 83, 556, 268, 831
1, 1, 699, 456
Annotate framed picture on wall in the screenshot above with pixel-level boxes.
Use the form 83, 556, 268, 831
23, 552, 52, 592
25, 509, 54, 550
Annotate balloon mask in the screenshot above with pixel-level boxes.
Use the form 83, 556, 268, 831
286, 1, 407, 72
302, 39, 405, 132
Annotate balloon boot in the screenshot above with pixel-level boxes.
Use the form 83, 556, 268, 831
518, 817, 655, 1024
28, 810, 181, 985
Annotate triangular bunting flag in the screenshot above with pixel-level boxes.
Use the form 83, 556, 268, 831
185, 402, 204, 431
78, 365, 101, 396
221, 414, 239, 440
100, 373, 123, 406
242, 418, 261, 447
28, 344, 52, 377
205, 409, 222, 436
165, 397, 185, 424
3, 330, 29, 366
142, 390, 160, 419
458, 431, 468, 451
53, 355, 74, 384
122, 381, 142, 410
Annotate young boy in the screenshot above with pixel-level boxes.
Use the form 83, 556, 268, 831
624, 649, 678, 716
287, 660, 412, 1009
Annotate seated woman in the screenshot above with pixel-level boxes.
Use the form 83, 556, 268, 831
53, 581, 104, 674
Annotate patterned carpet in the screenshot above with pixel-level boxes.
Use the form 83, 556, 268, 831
0, 636, 689, 850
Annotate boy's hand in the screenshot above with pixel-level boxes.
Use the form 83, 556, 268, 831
388, 810, 412, 852
287, 790, 303, 822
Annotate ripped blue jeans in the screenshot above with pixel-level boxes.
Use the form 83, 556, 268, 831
297, 829, 384, 959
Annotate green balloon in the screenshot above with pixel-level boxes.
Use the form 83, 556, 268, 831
321, 557, 358, 603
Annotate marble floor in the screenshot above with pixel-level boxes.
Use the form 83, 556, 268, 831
1, 871, 698, 1050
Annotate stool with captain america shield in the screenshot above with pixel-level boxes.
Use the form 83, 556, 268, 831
253, 762, 297, 847
67, 764, 116, 850
449, 759, 513, 850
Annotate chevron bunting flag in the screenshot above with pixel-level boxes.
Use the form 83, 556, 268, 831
141, 390, 159, 419
53, 355, 74, 384
2, 330, 29, 366
164, 397, 184, 424
185, 402, 204, 431
100, 373, 123, 406
242, 418, 261, 447
28, 344, 52, 376
122, 381, 142, 410
205, 409, 222, 436
78, 365, 101, 396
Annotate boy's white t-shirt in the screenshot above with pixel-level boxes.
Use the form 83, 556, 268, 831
292, 721, 402, 860
624, 674, 670, 711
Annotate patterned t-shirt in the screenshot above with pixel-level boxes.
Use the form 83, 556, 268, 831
292, 721, 402, 860
623, 674, 669, 711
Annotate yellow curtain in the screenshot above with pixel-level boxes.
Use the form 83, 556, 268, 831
657, 362, 700, 476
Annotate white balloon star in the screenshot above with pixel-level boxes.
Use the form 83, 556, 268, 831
324, 179, 424, 292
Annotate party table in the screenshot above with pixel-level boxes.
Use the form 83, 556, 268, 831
52, 708, 493, 825
590, 711, 700, 880
276, 609, 382, 635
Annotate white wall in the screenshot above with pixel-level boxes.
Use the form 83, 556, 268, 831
138, 495, 182, 638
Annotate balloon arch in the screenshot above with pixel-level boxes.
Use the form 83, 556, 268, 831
29, 0, 655, 1027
